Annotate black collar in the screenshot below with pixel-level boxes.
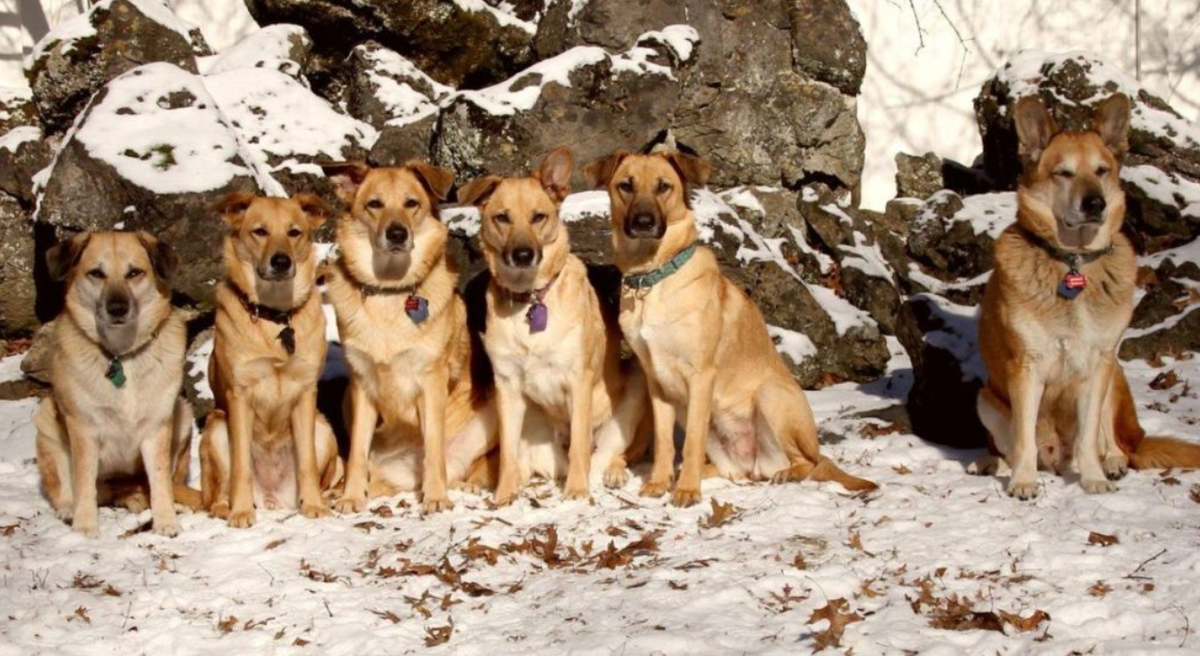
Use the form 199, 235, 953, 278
230, 283, 301, 326
1020, 227, 1114, 269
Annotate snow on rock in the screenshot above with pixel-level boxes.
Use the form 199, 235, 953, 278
907, 191, 1015, 306
0, 86, 37, 133
197, 23, 311, 78
347, 42, 455, 130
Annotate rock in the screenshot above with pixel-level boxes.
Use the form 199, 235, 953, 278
0, 194, 37, 336
432, 29, 696, 187
894, 152, 943, 200
787, 0, 867, 95
198, 24, 312, 79
20, 321, 55, 385
244, 0, 536, 88
25, 0, 211, 133
904, 190, 1015, 305
346, 42, 452, 131
369, 116, 439, 168
35, 63, 261, 309
895, 292, 988, 449
0, 87, 39, 134
1120, 258, 1200, 361
975, 51, 1200, 251
536, 0, 866, 192
0, 127, 56, 204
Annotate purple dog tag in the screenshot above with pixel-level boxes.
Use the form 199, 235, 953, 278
527, 302, 548, 333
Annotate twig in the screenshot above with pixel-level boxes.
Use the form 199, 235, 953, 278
323, 598, 333, 618
1124, 548, 1167, 580
928, 0, 974, 90
906, 0, 925, 54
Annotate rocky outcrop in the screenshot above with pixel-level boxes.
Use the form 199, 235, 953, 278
25, 0, 211, 133
895, 152, 944, 200
0, 127, 55, 205
0, 194, 37, 336
198, 23, 312, 79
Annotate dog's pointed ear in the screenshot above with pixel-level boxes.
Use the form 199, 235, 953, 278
666, 151, 711, 189
320, 161, 371, 206
214, 192, 256, 229
136, 232, 179, 281
407, 161, 454, 202
536, 146, 574, 202
1092, 93, 1131, 159
46, 232, 91, 282
584, 150, 630, 189
1014, 96, 1059, 164
458, 176, 502, 207
295, 193, 331, 230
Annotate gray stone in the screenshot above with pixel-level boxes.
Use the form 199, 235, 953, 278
894, 152, 944, 200
0, 194, 37, 336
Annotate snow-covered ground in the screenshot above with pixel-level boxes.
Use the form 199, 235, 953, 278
1, 342, 1198, 654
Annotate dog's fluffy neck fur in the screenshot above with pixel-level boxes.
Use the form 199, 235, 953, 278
614, 208, 699, 275
64, 285, 171, 359
338, 217, 448, 292
223, 237, 315, 312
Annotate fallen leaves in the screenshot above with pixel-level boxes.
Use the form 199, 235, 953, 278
70, 606, 91, 624
1191, 485, 1200, 504
1087, 531, 1119, 547
594, 531, 662, 570
217, 614, 237, 634
1088, 581, 1112, 597
908, 575, 1050, 636
699, 498, 742, 529
807, 598, 861, 650
370, 609, 402, 624
860, 422, 903, 439
1149, 370, 1181, 390
424, 620, 454, 647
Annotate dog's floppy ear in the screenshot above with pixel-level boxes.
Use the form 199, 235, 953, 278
320, 161, 371, 206
1014, 96, 1059, 164
136, 232, 179, 281
46, 232, 91, 282
1092, 93, 1131, 159
214, 192, 256, 229
295, 193, 331, 230
458, 176, 503, 207
407, 161, 454, 202
665, 151, 711, 189
584, 150, 630, 189
536, 146, 574, 202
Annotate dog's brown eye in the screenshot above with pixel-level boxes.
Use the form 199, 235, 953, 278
656, 180, 672, 194
126, 268, 144, 280
287, 228, 302, 238
532, 212, 547, 224
252, 227, 269, 237
366, 198, 384, 210
1096, 166, 1111, 176
494, 212, 511, 224
1054, 169, 1074, 179
618, 180, 634, 193
87, 269, 106, 280
404, 198, 420, 209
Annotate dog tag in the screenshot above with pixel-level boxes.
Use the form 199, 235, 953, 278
106, 357, 126, 388
1058, 269, 1087, 300
277, 326, 296, 355
405, 294, 429, 324
527, 302, 548, 333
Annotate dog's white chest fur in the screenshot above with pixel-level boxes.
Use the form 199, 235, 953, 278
486, 307, 579, 418
1016, 300, 1124, 379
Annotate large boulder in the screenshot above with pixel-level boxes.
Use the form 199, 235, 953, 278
0, 194, 37, 336
536, 0, 866, 192
25, 0, 211, 133
244, 0, 536, 88
976, 51, 1200, 252
35, 63, 261, 309
197, 24, 313, 79
1120, 254, 1200, 361
903, 190, 1015, 305
431, 28, 697, 187
344, 42, 451, 165
0, 87, 39, 134
0, 126, 56, 204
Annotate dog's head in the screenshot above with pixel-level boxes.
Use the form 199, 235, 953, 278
321, 161, 453, 284
586, 150, 709, 240
1014, 93, 1131, 251
459, 147, 573, 292
47, 231, 178, 353
214, 193, 328, 308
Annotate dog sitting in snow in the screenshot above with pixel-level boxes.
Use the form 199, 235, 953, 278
972, 93, 1200, 497
586, 149, 876, 507
35, 232, 197, 538
458, 147, 649, 505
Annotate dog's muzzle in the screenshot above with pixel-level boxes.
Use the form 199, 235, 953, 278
625, 210, 665, 239
380, 222, 411, 253
258, 252, 295, 281
1080, 194, 1107, 222
103, 292, 132, 325
505, 244, 539, 269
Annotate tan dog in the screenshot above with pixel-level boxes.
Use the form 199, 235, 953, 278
35, 232, 196, 537
321, 161, 495, 514
586, 150, 876, 507
199, 194, 341, 527
459, 147, 648, 504
973, 93, 1200, 498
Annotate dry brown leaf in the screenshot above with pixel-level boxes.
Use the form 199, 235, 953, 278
218, 614, 237, 634
1087, 531, 1119, 547
72, 606, 91, 625
1088, 581, 1112, 597
264, 538, 287, 551
424, 620, 454, 647
1149, 370, 1181, 390
998, 609, 1051, 633
807, 598, 861, 650
371, 609, 402, 624
893, 464, 912, 475
860, 422, 903, 439
699, 498, 742, 529
848, 532, 865, 552
1190, 485, 1200, 504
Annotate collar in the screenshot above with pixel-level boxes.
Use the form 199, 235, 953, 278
231, 283, 301, 326
1020, 227, 1114, 270
623, 243, 698, 290
95, 313, 171, 388
504, 271, 560, 305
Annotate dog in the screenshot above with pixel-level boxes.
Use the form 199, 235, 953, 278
458, 147, 649, 504
35, 231, 196, 537
199, 193, 342, 527
321, 160, 496, 514
585, 149, 876, 507
972, 93, 1200, 497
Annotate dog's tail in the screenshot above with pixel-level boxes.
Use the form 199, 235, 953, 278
173, 483, 204, 511
808, 457, 878, 492
1129, 436, 1200, 470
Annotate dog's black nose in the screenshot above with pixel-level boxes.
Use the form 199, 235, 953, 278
269, 253, 292, 272
510, 246, 536, 268
631, 212, 657, 232
1082, 194, 1107, 217
385, 223, 409, 245
106, 297, 130, 319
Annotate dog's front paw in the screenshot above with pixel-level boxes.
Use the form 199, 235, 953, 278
1103, 454, 1129, 481
209, 500, 231, 519
72, 517, 99, 539
640, 480, 671, 498
227, 508, 256, 529
1081, 478, 1116, 494
55, 506, 74, 523
153, 519, 181, 537
603, 466, 629, 488
562, 484, 591, 502
121, 492, 149, 514
1006, 479, 1040, 500
671, 487, 701, 507
968, 455, 1009, 476
333, 495, 366, 514
300, 500, 330, 519
451, 480, 483, 495
421, 496, 454, 514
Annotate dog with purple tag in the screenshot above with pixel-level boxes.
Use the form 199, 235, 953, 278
460, 147, 651, 505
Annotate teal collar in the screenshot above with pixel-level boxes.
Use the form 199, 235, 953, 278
623, 243, 698, 290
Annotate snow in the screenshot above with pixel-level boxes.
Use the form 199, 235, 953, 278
25, 0, 205, 69
767, 325, 818, 366
1122, 164, 1200, 221
918, 191, 1017, 240
353, 45, 453, 127
912, 292, 986, 382
0, 86, 32, 122
2, 346, 1200, 653
198, 24, 309, 78
0, 126, 40, 153
452, 0, 536, 35
0, 354, 25, 384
